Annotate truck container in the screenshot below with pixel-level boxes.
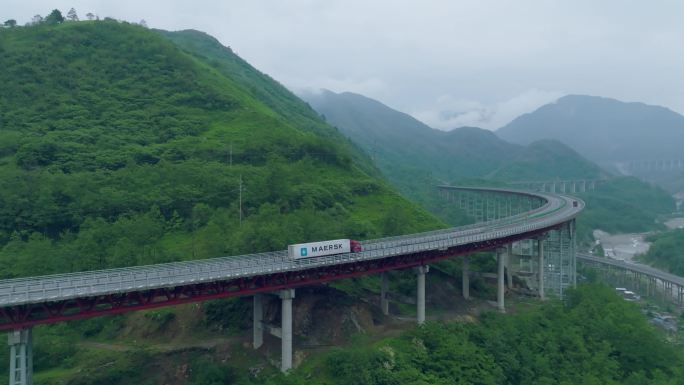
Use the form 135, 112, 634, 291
288, 239, 361, 259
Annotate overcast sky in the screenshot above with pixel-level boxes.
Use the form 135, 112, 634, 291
5, 1, 684, 130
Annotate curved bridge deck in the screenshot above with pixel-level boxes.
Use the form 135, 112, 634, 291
0, 187, 583, 331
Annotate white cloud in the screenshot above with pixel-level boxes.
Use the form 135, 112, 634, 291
286, 77, 388, 100
411, 90, 564, 131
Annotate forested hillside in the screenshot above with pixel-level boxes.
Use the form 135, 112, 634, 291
300, 90, 518, 182
300, 90, 610, 226
0, 16, 450, 384
640, 229, 684, 275
488, 139, 607, 181
575, 177, 675, 241
0, 21, 440, 278
1, 15, 681, 385
194, 285, 683, 385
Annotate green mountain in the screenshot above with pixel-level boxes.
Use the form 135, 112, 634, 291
576, 177, 675, 240
302, 90, 516, 182
497, 95, 684, 165
0, 17, 681, 385
300, 90, 608, 224
300, 90, 675, 239
488, 139, 609, 181
301, 90, 606, 183
640, 229, 684, 276
0, 17, 448, 384
0, 21, 440, 277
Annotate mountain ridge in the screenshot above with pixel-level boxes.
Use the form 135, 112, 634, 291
301, 89, 607, 184
497, 94, 684, 165
300, 89, 608, 226
0, 21, 440, 276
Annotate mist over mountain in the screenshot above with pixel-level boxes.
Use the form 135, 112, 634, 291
497, 95, 684, 166
301, 89, 674, 239
301, 89, 605, 185
300, 89, 609, 226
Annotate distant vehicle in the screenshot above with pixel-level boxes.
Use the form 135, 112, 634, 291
573, 200, 579, 207
288, 239, 362, 259
623, 290, 640, 301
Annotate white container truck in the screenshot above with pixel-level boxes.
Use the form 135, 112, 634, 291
288, 239, 362, 259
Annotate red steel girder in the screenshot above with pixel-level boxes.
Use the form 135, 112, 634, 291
0, 224, 558, 331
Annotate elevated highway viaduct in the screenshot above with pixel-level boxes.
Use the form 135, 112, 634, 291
578, 253, 684, 306
0, 187, 583, 383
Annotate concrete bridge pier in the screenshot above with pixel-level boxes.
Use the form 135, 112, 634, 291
462, 256, 470, 300
251, 290, 296, 372
415, 265, 429, 324
380, 272, 389, 315
279, 289, 295, 372
253, 294, 263, 349
8, 328, 32, 385
538, 237, 545, 300
497, 249, 506, 313
505, 245, 513, 290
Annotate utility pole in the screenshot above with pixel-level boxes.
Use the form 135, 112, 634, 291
239, 174, 243, 227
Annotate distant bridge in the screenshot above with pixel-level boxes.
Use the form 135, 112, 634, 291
506, 178, 607, 193
1, 187, 582, 382
578, 253, 684, 306
617, 159, 684, 173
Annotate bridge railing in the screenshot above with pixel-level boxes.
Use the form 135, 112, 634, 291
364, 188, 555, 248
0, 192, 584, 307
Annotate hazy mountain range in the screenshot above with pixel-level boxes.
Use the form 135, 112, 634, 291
300, 89, 675, 235
304, 90, 684, 193
301, 90, 606, 184
497, 94, 684, 192
497, 95, 684, 165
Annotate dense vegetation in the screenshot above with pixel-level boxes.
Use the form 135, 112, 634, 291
640, 229, 684, 275
487, 139, 605, 181
3, 282, 677, 384
274, 285, 681, 385
1, 13, 681, 385
575, 177, 675, 241
0, 20, 441, 279
0, 15, 449, 384
30, 285, 679, 385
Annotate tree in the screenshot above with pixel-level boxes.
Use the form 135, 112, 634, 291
30, 14, 43, 25
85, 13, 95, 21
139, 19, 148, 28
44, 9, 65, 24
66, 8, 79, 22
3, 19, 17, 28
